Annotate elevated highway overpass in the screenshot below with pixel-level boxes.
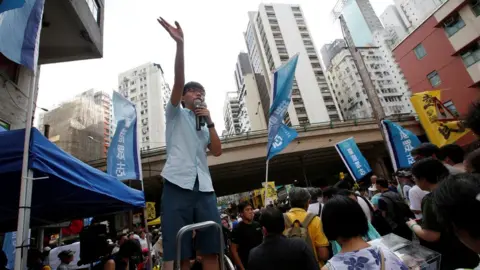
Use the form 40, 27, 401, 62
88, 117, 424, 199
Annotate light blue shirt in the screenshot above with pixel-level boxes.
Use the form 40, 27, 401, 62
160, 101, 213, 192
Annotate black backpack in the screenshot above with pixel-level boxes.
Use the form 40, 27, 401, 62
379, 192, 415, 229
357, 195, 392, 236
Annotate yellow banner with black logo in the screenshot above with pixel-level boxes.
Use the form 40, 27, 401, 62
410, 90, 469, 147
146, 202, 156, 220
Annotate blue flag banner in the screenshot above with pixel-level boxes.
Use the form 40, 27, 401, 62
0, 0, 25, 13
267, 54, 299, 160
381, 119, 421, 170
0, 0, 44, 70
107, 91, 141, 181
335, 137, 372, 181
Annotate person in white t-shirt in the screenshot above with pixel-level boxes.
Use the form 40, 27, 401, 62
408, 185, 429, 219
307, 187, 324, 217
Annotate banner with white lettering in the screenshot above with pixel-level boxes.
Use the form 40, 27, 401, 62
107, 91, 141, 180
381, 120, 421, 171
266, 54, 299, 160
335, 137, 372, 181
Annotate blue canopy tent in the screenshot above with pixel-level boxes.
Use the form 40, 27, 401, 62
0, 128, 145, 232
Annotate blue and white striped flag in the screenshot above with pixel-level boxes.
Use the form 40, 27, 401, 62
0, 0, 44, 70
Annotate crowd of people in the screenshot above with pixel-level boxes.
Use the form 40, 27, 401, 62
213, 141, 480, 270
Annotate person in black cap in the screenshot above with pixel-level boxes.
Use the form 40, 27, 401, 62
158, 17, 222, 270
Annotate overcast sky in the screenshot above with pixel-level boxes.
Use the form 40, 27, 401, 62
36, 0, 393, 133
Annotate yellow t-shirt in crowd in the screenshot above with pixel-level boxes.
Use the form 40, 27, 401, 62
284, 208, 329, 265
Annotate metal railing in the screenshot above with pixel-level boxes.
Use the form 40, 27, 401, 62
87, 114, 416, 165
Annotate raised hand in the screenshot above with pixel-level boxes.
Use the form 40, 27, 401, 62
157, 17, 183, 43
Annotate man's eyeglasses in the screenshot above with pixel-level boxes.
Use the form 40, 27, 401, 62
186, 88, 206, 96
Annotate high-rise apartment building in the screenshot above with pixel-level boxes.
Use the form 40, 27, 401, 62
118, 63, 171, 151
223, 92, 241, 135
341, 0, 384, 47
324, 45, 412, 120
393, 0, 447, 31
38, 89, 111, 161
234, 52, 268, 133
380, 5, 408, 44
321, 39, 347, 69
245, 4, 342, 126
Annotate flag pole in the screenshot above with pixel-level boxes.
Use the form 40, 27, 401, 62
135, 110, 153, 269
14, 70, 36, 270
264, 160, 269, 206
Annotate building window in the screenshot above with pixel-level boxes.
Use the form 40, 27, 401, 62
461, 43, 480, 67
471, 0, 480, 16
414, 44, 427, 59
443, 13, 466, 37
85, 0, 100, 23
443, 100, 460, 116
427, 71, 441, 87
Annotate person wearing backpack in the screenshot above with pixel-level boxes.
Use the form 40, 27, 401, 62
284, 187, 329, 266
376, 178, 415, 240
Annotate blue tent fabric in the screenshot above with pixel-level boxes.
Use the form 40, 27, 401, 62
0, 128, 145, 232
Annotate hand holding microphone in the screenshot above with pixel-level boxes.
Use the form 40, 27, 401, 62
194, 99, 211, 131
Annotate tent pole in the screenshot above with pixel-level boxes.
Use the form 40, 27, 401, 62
139, 174, 153, 269
14, 70, 36, 270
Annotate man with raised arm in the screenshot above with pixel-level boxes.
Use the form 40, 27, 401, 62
157, 17, 222, 270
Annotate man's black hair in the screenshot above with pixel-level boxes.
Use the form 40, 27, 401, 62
307, 187, 323, 201
439, 144, 465, 164
322, 196, 369, 241
466, 148, 480, 173
434, 173, 480, 239
375, 177, 389, 189
183, 81, 205, 95
322, 186, 338, 200
259, 207, 285, 234
411, 143, 440, 158
117, 239, 142, 259
237, 201, 252, 213
466, 102, 480, 136
411, 157, 449, 184
337, 189, 355, 197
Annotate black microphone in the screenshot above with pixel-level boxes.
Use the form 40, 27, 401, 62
194, 99, 206, 131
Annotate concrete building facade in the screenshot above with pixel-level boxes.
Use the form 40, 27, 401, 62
234, 52, 268, 133
0, 0, 105, 132
380, 5, 409, 44
393, 0, 447, 31
393, 0, 480, 117
326, 45, 412, 120
38, 90, 108, 161
118, 63, 171, 151
245, 4, 342, 126
393, 0, 480, 144
223, 92, 241, 135
321, 39, 347, 70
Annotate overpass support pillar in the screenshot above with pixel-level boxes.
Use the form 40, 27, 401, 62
372, 157, 390, 178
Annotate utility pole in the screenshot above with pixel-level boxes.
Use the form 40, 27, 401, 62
339, 15, 386, 122
339, 15, 392, 177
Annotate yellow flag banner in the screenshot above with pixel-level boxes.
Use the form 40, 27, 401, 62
146, 202, 156, 220
263, 181, 278, 205
410, 90, 469, 147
